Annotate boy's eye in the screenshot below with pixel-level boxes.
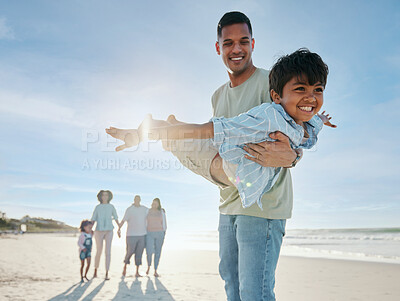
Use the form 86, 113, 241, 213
223, 42, 233, 47
315, 87, 324, 92
294, 87, 305, 91
241, 41, 249, 45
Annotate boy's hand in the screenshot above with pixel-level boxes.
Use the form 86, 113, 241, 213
105, 127, 140, 151
144, 114, 169, 141
148, 127, 169, 141
82, 248, 87, 252
318, 111, 337, 128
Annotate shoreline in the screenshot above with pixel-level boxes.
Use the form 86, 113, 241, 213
0, 233, 399, 300
3, 231, 400, 265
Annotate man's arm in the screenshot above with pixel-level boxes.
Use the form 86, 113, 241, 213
117, 210, 127, 238
243, 131, 298, 168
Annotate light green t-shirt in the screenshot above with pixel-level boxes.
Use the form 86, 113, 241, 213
212, 68, 293, 219
91, 203, 118, 231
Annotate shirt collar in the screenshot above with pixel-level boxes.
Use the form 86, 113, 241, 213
271, 103, 302, 129
307, 114, 323, 131
271, 102, 323, 131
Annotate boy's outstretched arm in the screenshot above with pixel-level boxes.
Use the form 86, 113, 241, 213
105, 127, 140, 152
149, 120, 214, 140
106, 114, 174, 151
106, 115, 214, 152
318, 111, 337, 128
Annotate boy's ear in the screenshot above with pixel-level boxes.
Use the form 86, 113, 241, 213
215, 41, 221, 55
270, 90, 281, 104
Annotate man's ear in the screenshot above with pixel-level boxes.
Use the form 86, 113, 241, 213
251, 38, 255, 51
215, 41, 221, 55
270, 90, 281, 104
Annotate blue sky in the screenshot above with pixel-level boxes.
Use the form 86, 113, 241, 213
0, 0, 399, 232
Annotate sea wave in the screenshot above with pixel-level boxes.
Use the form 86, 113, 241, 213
166, 228, 400, 264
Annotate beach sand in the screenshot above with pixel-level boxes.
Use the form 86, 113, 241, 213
0, 233, 399, 301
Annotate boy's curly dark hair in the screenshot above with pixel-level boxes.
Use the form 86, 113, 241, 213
269, 48, 329, 100
80, 220, 93, 232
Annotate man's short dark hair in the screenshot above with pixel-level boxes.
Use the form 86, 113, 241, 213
269, 48, 329, 99
217, 11, 252, 38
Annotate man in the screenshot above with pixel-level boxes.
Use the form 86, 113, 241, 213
105, 11, 300, 300
118, 195, 149, 277
167, 12, 301, 301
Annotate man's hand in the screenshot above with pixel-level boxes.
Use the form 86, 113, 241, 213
82, 248, 87, 252
105, 127, 140, 152
243, 131, 297, 168
318, 111, 337, 128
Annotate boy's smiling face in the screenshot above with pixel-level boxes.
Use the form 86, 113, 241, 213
271, 75, 324, 124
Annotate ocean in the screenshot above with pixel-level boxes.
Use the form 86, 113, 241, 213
164, 228, 400, 264
281, 228, 400, 264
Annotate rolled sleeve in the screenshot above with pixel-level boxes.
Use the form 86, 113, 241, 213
210, 107, 270, 148
312, 115, 324, 133
210, 117, 225, 147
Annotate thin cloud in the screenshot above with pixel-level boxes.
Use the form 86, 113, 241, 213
12, 182, 151, 197
0, 91, 89, 127
11, 180, 200, 196
0, 17, 14, 40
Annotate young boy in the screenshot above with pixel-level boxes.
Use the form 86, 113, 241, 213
106, 48, 336, 209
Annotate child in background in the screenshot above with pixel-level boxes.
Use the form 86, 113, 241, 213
78, 220, 93, 282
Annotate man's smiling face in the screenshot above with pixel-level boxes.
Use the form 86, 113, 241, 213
216, 23, 254, 76
271, 76, 324, 124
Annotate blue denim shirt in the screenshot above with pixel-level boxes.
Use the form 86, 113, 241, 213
211, 102, 323, 209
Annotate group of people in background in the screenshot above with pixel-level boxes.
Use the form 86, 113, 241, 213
77, 190, 167, 282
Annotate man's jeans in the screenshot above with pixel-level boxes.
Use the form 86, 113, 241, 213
218, 214, 286, 301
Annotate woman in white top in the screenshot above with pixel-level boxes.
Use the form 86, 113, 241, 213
91, 190, 120, 280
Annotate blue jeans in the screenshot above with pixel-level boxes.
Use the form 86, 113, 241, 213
218, 214, 286, 301
146, 231, 165, 270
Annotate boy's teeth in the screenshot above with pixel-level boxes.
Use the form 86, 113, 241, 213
231, 57, 243, 61
299, 106, 313, 112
